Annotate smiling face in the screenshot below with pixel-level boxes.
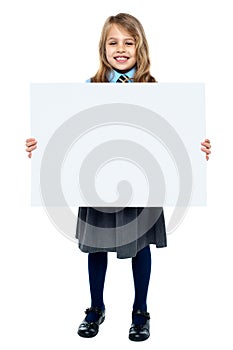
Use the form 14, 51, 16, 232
105, 24, 137, 73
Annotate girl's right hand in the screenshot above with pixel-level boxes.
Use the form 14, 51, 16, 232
25, 138, 37, 158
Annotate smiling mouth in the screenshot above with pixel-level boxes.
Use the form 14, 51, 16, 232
114, 56, 129, 63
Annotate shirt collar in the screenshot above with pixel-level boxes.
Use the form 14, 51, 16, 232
108, 66, 136, 83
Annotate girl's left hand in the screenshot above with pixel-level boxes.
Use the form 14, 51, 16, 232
201, 139, 211, 161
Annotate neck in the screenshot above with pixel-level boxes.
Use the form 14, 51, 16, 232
112, 65, 136, 74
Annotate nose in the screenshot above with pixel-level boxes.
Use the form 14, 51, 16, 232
116, 42, 125, 52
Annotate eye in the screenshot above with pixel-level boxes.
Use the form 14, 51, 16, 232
109, 42, 116, 45
125, 42, 134, 46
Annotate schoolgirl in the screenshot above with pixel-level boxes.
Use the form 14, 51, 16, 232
26, 13, 211, 342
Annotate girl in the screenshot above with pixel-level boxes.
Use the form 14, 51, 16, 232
26, 13, 211, 342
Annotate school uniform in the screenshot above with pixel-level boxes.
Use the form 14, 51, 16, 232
76, 67, 167, 259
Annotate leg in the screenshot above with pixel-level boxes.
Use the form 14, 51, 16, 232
132, 245, 151, 325
85, 252, 108, 322
78, 252, 107, 338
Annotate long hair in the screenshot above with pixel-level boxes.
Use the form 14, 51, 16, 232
91, 13, 156, 82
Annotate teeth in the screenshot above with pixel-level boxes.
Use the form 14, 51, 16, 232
115, 57, 128, 61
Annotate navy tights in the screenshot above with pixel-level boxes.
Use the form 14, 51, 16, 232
85, 246, 151, 325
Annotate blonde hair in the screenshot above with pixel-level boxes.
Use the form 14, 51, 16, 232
91, 13, 156, 82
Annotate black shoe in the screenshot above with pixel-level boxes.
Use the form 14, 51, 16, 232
77, 307, 105, 338
129, 310, 150, 342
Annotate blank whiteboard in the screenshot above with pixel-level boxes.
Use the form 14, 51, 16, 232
31, 83, 206, 207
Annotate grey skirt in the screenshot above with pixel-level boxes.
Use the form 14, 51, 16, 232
76, 207, 167, 259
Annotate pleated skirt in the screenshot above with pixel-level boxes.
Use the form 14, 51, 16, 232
76, 207, 167, 259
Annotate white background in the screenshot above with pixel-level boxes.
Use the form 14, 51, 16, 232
0, 1, 232, 349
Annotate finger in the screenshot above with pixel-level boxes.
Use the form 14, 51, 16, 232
206, 154, 209, 161
26, 140, 37, 147
201, 147, 211, 154
28, 152, 32, 158
26, 138, 36, 143
26, 145, 37, 152
201, 142, 211, 149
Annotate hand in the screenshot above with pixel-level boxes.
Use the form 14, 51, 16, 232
25, 138, 37, 158
201, 139, 211, 161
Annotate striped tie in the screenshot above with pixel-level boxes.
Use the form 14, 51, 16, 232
116, 75, 130, 83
